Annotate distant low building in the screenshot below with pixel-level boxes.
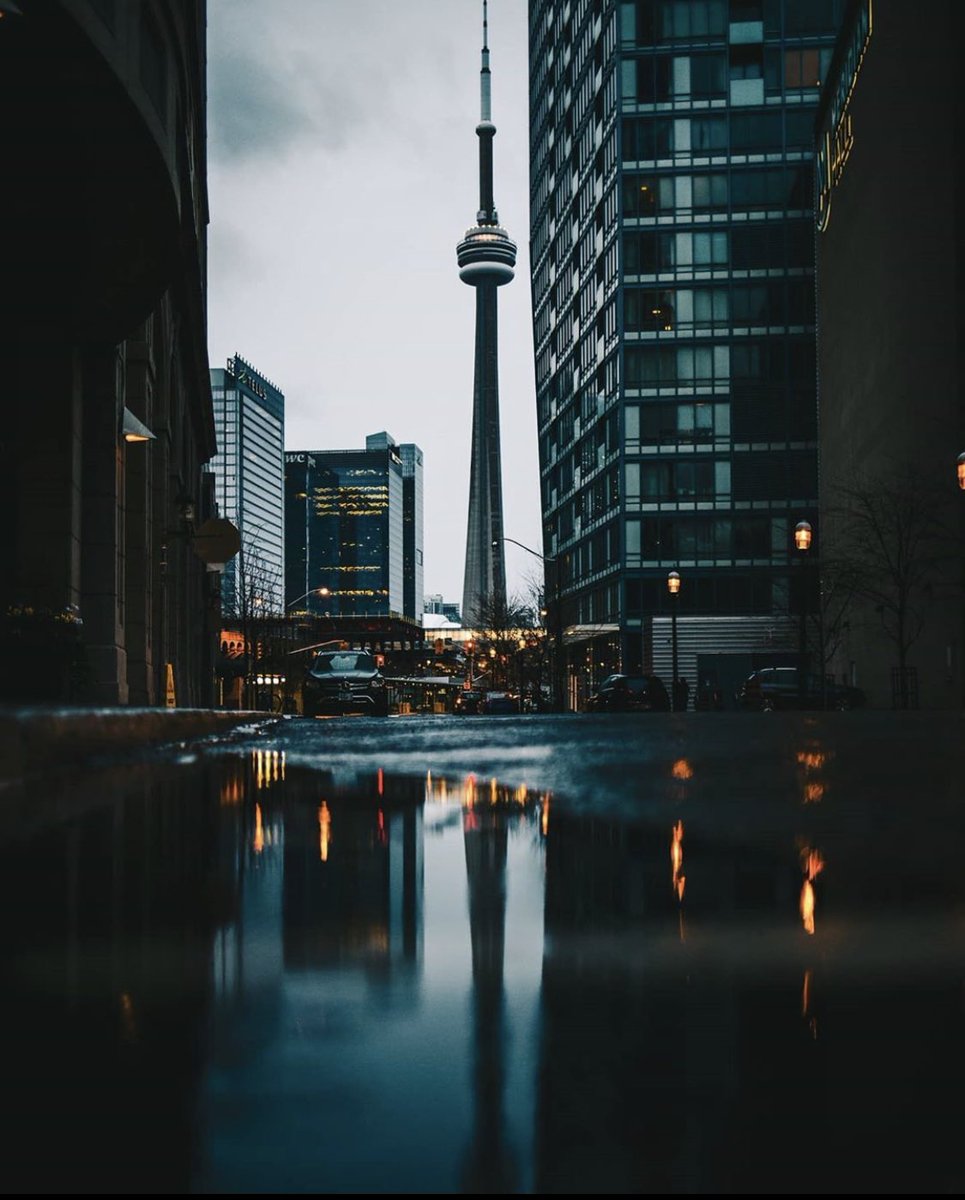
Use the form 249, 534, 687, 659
424, 594, 462, 626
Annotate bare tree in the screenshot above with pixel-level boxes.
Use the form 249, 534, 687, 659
824, 461, 954, 707
471, 590, 536, 693
222, 531, 282, 708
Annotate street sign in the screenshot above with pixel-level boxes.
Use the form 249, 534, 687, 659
191, 517, 240, 568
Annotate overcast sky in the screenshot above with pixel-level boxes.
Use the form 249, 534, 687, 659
206, 0, 542, 610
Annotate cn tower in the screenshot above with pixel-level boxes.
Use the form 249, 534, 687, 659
457, 0, 516, 626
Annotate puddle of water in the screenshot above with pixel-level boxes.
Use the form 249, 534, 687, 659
1, 748, 964, 1193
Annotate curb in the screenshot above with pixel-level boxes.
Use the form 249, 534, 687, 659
0, 706, 279, 785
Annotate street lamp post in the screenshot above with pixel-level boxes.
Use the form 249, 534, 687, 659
795, 521, 813, 703
494, 536, 564, 712
667, 570, 680, 711
286, 586, 331, 612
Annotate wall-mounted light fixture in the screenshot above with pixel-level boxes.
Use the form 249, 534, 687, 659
122, 408, 156, 443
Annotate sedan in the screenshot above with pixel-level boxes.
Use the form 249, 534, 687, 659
737, 667, 867, 712
585, 674, 671, 713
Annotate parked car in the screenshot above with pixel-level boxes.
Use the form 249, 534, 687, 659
480, 692, 522, 715
736, 667, 867, 712
302, 650, 389, 717
454, 689, 484, 715
585, 674, 671, 713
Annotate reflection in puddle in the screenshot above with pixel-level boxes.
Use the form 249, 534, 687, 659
2, 750, 965, 1194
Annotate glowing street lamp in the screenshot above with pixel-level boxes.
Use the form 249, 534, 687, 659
286, 587, 331, 612
795, 521, 813, 701
667, 570, 680, 711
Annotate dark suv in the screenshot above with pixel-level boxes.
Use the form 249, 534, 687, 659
302, 650, 389, 717
585, 674, 671, 713
737, 667, 867, 712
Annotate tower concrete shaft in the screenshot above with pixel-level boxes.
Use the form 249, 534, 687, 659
457, 0, 516, 627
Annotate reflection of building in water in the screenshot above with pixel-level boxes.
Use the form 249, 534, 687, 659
281, 770, 424, 972
535, 808, 817, 1193
211, 763, 424, 1007
0, 763, 225, 1194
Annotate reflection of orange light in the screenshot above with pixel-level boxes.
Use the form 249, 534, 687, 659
253, 803, 265, 854
119, 991, 137, 1042
802, 848, 824, 880
802, 968, 811, 1016
318, 801, 331, 861
671, 820, 686, 901
490, 778, 498, 805
672, 758, 693, 780
220, 773, 244, 806
801, 879, 815, 934
804, 782, 824, 803
541, 793, 550, 836
377, 808, 386, 845
796, 750, 826, 769
378, 767, 384, 796
465, 774, 476, 808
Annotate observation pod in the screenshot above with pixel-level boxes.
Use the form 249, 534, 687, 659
456, 224, 517, 285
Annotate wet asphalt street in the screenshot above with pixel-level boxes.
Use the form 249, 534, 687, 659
2, 708, 965, 1194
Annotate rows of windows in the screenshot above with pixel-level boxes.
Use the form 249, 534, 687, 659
624, 572, 774, 617
623, 221, 812, 273
625, 343, 731, 386
626, 458, 731, 501
620, 46, 832, 103
622, 163, 812, 217
622, 108, 820, 158
625, 512, 783, 562
624, 279, 814, 330
626, 399, 730, 447
619, 0, 842, 47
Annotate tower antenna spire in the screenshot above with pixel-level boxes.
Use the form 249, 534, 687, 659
480, 0, 491, 122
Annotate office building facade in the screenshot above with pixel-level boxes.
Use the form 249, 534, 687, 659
529, 0, 842, 705
285, 432, 422, 621
816, 0, 964, 708
395, 438, 425, 624
210, 355, 286, 616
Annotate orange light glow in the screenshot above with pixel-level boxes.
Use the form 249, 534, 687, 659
318, 802, 331, 861
801, 879, 816, 934
672, 758, 693, 780
799, 845, 824, 934
671, 820, 686, 901
804, 782, 825, 803
377, 808, 387, 845
802, 848, 825, 880
541, 793, 550, 837
796, 750, 827, 769
377, 767, 384, 796
253, 803, 265, 854
220, 773, 244, 806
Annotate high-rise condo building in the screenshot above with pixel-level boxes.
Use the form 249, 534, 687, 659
285, 432, 423, 621
458, 1, 517, 625
529, 0, 842, 707
209, 355, 286, 616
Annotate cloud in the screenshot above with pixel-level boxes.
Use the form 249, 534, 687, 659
207, 49, 317, 161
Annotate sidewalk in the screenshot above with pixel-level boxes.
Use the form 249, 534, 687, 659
0, 705, 279, 785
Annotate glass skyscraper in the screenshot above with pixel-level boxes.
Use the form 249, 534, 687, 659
529, 0, 842, 707
209, 356, 286, 616
285, 432, 422, 621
